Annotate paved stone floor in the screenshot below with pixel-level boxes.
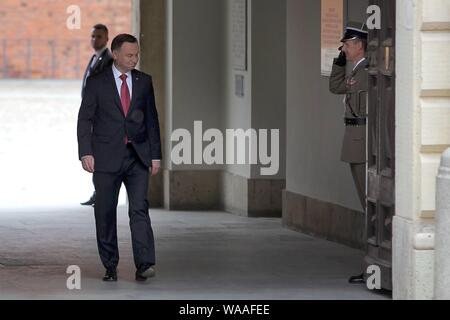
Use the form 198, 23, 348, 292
0, 206, 391, 300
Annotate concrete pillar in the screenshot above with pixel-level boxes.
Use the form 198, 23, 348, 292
394, 0, 450, 299
138, 0, 166, 208
131, 0, 140, 40
434, 148, 450, 299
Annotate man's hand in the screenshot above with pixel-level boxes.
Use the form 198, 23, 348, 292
81, 156, 95, 173
334, 47, 347, 67
150, 160, 161, 176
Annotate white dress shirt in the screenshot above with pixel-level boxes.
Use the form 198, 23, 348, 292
112, 63, 132, 99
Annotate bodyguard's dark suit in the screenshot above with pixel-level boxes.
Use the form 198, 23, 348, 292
77, 66, 162, 272
81, 48, 113, 99
81, 49, 114, 203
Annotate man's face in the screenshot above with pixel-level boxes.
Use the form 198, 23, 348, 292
91, 29, 108, 51
112, 42, 140, 73
342, 39, 363, 62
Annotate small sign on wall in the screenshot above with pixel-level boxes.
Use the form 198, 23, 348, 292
232, 0, 247, 71
235, 74, 245, 98
321, 0, 344, 76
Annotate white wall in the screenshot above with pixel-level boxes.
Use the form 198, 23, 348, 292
221, 0, 253, 178
286, 0, 366, 211
250, 0, 287, 180
166, 0, 223, 171
394, 0, 450, 300
166, 0, 287, 181
221, 0, 287, 180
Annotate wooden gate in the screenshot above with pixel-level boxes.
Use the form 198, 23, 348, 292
365, 0, 396, 291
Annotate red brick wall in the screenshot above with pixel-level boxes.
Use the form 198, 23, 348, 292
0, 0, 132, 79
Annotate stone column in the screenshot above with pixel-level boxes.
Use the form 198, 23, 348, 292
434, 148, 450, 299
139, 0, 166, 208
394, 0, 450, 299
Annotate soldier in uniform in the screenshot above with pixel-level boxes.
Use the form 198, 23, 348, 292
329, 22, 368, 284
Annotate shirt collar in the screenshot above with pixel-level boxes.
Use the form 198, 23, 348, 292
353, 57, 366, 71
112, 63, 132, 80
95, 46, 108, 58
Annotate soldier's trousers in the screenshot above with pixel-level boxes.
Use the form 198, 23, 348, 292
350, 163, 367, 276
350, 163, 366, 211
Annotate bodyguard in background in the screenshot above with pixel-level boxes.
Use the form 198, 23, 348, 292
80, 24, 113, 206
329, 22, 369, 284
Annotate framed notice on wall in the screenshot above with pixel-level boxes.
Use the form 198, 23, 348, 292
321, 0, 344, 76
232, 0, 247, 71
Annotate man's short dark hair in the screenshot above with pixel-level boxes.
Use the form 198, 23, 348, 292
93, 24, 109, 34
111, 34, 138, 52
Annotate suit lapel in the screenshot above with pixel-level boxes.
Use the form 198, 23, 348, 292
128, 69, 140, 115
106, 67, 125, 117
91, 57, 101, 72
82, 55, 95, 83
92, 50, 108, 73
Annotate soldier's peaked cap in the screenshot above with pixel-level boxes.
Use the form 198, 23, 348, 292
341, 21, 368, 42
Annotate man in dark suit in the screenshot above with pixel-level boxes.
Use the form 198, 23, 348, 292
77, 34, 162, 282
80, 24, 114, 206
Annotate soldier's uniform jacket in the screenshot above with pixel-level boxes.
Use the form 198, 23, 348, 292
329, 58, 368, 164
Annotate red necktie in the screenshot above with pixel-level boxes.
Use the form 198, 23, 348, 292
120, 74, 131, 115
120, 74, 131, 144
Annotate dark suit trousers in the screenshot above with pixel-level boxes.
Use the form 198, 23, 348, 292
350, 163, 366, 211
93, 144, 155, 272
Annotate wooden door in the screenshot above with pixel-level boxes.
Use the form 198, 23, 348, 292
365, 0, 396, 291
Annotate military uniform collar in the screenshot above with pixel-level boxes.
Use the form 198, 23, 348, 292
353, 57, 367, 71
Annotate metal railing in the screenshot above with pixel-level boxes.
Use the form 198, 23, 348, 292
0, 38, 86, 79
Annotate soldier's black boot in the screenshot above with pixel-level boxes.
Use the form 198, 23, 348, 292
81, 191, 96, 206
348, 273, 365, 284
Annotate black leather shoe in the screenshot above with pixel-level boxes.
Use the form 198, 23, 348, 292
102, 269, 117, 282
81, 192, 96, 206
135, 266, 155, 282
348, 273, 365, 284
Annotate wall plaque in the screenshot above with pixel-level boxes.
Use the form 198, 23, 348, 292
232, 0, 247, 71
321, 0, 344, 76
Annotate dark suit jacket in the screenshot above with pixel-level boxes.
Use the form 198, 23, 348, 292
81, 48, 113, 99
77, 67, 162, 173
